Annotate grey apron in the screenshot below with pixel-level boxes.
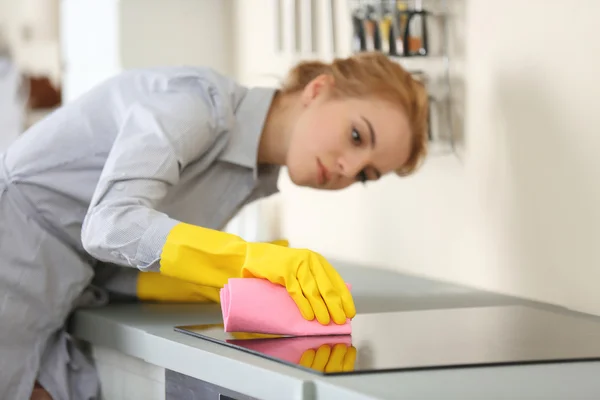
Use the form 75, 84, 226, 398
0, 156, 100, 400
0, 157, 279, 400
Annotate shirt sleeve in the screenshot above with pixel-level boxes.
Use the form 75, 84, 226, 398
81, 89, 223, 271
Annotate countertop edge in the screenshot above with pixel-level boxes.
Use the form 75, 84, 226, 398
71, 310, 327, 400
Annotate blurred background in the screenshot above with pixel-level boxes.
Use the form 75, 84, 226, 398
1, 0, 599, 318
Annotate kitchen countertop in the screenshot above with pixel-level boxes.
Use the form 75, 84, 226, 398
71, 261, 600, 400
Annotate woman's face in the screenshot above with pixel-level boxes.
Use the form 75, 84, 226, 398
286, 76, 413, 190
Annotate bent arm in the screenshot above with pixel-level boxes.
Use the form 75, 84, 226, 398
82, 89, 222, 271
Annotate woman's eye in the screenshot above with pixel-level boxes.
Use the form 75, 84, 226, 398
357, 170, 368, 183
352, 129, 362, 144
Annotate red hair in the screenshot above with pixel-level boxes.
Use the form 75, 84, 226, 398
282, 52, 429, 176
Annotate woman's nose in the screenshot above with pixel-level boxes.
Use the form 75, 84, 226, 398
337, 153, 368, 178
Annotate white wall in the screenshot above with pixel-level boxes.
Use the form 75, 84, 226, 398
234, 0, 600, 316
61, 0, 234, 102
119, 0, 233, 75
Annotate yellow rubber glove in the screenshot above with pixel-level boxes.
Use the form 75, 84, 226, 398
137, 272, 220, 303
138, 239, 289, 303
299, 343, 357, 373
159, 223, 356, 325
269, 239, 290, 247
240, 242, 355, 325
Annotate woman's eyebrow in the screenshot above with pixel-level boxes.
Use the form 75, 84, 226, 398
361, 116, 376, 148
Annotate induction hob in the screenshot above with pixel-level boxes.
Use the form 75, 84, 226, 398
174, 305, 600, 375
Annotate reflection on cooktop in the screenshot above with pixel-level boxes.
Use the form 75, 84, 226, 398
175, 305, 600, 375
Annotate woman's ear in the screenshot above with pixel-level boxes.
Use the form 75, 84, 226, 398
301, 74, 335, 106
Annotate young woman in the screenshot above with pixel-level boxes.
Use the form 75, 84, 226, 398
0, 51, 428, 399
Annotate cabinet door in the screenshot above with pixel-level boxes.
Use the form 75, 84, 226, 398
166, 369, 259, 400
0, 58, 26, 150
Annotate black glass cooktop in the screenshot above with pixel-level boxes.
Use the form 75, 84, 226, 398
175, 305, 600, 375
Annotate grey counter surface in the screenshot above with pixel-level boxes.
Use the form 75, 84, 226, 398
72, 261, 600, 400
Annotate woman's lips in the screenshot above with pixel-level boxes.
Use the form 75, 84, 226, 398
317, 158, 329, 185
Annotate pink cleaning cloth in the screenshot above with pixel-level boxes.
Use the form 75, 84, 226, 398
226, 335, 353, 364
220, 278, 352, 336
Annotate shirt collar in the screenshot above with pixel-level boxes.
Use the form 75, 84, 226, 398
218, 86, 276, 178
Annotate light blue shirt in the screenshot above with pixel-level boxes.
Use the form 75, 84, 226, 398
1, 66, 280, 272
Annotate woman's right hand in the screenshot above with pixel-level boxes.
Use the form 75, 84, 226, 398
159, 223, 355, 324
241, 242, 356, 325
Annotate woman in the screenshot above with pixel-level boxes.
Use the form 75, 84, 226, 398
0, 51, 428, 399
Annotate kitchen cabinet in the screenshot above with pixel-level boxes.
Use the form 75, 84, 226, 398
0, 55, 26, 150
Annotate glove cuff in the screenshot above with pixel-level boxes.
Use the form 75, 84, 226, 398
159, 222, 248, 288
